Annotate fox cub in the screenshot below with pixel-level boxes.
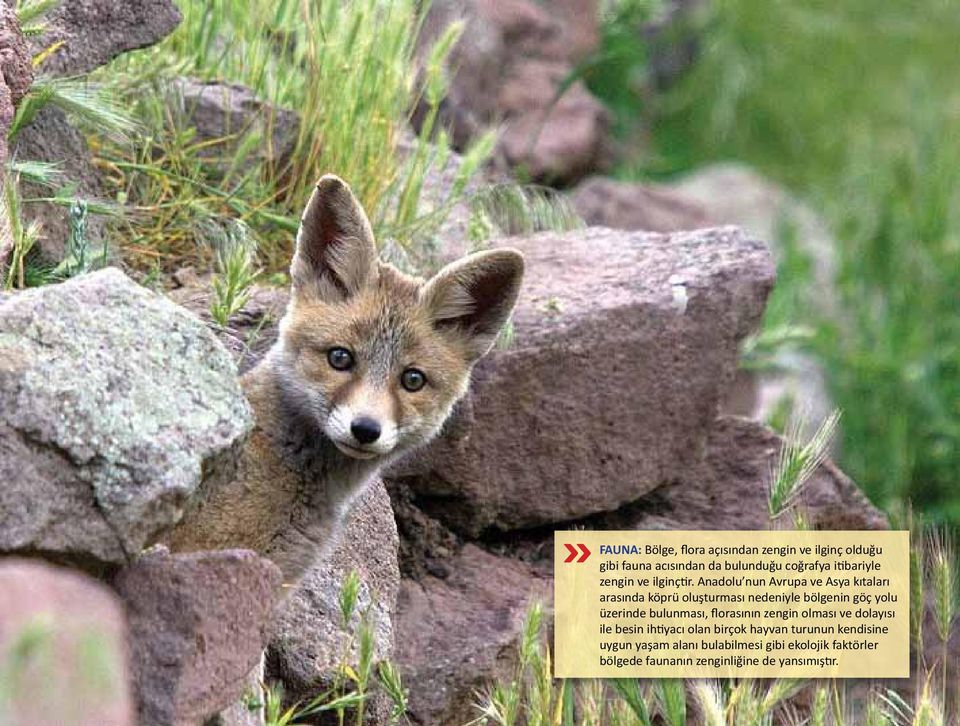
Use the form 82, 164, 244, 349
165, 175, 523, 584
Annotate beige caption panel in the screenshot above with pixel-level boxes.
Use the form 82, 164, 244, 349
554, 530, 909, 679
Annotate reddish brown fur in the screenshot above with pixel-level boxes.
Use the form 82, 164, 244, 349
163, 175, 523, 585
283, 263, 476, 438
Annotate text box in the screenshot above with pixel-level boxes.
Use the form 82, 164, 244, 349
554, 530, 909, 678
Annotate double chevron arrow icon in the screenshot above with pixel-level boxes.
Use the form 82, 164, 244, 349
563, 543, 591, 563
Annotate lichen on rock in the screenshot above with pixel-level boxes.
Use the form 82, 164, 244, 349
0, 269, 252, 568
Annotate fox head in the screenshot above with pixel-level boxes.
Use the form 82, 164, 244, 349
272, 174, 524, 462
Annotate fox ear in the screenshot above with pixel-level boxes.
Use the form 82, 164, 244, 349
422, 249, 525, 360
291, 175, 378, 301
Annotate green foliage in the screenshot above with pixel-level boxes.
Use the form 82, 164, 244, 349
925, 527, 957, 711
14, 0, 59, 37
654, 679, 686, 726
263, 682, 367, 726
158, 0, 431, 216
817, 109, 960, 521
0, 619, 54, 721
9, 77, 136, 142
810, 685, 829, 726
209, 221, 260, 327
610, 679, 651, 725
74, 627, 122, 695
767, 410, 841, 518
0, 618, 123, 724
2, 174, 42, 290
2, 179, 109, 290
0, 618, 54, 685
338, 570, 362, 630
468, 185, 583, 243
377, 661, 410, 723
52, 199, 110, 279
5, 159, 62, 187
77, 0, 587, 280
642, 0, 960, 525
262, 571, 408, 726
496, 319, 516, 352
690, 680, 724, 726
571, 1, 662, 143
926, 531, 956, 645
649, 0, 960, 185
470, 602, 567, 726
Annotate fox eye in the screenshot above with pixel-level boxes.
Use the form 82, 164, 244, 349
400, 368, 426, 392
327, 347, 354, 371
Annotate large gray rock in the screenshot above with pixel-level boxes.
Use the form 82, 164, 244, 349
571, 167, 838, 439
0, 558, 133, 726
0, 269, 252, 569
27, 0, 181, 77
390, 226, 776, 535
267, 480, 400, 717
113, 547, 282, 726
167, 78, 300, 172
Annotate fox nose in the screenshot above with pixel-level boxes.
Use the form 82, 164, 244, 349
350, 416, 381, 445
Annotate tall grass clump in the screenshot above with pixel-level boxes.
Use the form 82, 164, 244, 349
94, 0, 494, 275
472, 543, 960, 725
158, 0, 448, 218
472, 611, 822, 725
209, 220, 260, 327
1, 0, 135, 284
767, 410, 841, 520
467, 184, 583, 244
1, 174, 42, 290
925, 528, 957, 712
